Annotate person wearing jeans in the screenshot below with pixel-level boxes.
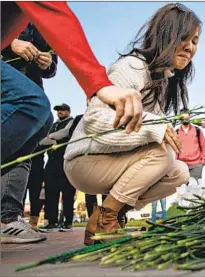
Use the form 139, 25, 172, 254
151, 198, 167, 222
1, 23, 57, 243
1, 60, 53, 243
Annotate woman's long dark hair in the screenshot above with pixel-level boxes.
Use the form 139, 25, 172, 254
121, 3, 202, 115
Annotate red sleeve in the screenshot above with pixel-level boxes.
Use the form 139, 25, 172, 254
16, 1, 112, 97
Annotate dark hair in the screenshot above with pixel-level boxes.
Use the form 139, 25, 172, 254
180, 107, 189, 114
121, 3, 202, 115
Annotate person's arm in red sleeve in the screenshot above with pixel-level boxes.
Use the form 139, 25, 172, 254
199, 129, 205, 164
16, 1, 143, 134
16, 1, 112, 97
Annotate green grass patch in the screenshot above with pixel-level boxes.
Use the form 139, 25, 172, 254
73, 219, 149, 228
167, 204, 185, 218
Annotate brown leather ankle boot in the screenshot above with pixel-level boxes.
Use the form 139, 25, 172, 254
84, 206, 120, 246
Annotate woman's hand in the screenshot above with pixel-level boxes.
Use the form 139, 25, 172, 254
163, 125, 182, 153
96, 86, 143, 134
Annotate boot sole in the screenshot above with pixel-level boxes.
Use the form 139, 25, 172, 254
1, 236, 47, 244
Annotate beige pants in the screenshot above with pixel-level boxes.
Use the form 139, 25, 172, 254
64, 143, 189, 208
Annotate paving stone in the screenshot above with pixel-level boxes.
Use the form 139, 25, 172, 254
1, 228, 205, 277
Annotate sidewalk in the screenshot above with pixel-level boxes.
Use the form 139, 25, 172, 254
1, 228, 205, 277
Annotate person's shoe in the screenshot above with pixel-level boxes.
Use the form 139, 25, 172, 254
59, 223, 73, 232
1, 216, 46, 244
84, 205, 121, 246
117, 204, 131, 228
29, 216, 39, 230
118, 215, 127, 229
39, 223, 59, 233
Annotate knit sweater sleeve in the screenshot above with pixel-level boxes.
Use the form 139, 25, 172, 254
107, 56, 150, 91
83, 56, 167, 147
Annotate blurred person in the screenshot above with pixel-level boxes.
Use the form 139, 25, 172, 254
76, 202, 87, 223
22, 145, 47, 230
2, 22, 57, 89
40, 104, 76, 232
151, 198, 167, 222
177, 108, 205, 181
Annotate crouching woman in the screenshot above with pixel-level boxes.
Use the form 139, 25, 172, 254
64, 3, 201, 245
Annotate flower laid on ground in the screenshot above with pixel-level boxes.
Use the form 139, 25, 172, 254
16, 194, 205, 272
170, 178, 205, 208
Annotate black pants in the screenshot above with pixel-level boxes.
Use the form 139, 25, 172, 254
85, 194, 98, 217
44, 160, 76, 225
23, 159, 44, 217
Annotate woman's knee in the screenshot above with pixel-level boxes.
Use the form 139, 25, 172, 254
148, 143, 175, 172
177, 161, 190, 185
169, 160, 190, 187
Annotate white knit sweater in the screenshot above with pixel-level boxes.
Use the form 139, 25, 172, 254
64, 55, 169, 161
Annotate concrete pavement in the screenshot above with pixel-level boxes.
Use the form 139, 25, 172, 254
1, 228, 205, 277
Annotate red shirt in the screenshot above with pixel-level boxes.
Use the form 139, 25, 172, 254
177, 125, 205, 166
1, 2, 112, 97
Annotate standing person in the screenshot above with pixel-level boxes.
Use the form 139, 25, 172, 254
76, 202, 87, 223
2, 22, 57, 89
64, 3, 200, 245
40, 104, 76, 232
177, 108, 205, 181
151, 198, 167, 222
22, 145, 47, 230
85, 194, 98, 218
1, 23, 57, 243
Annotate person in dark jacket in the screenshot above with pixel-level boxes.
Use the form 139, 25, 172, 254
1, 23, 58, 243
39, 104, 76, 232
2, 22, 57, 89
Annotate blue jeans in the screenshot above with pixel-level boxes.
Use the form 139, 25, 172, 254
151, 198, 167, 222
1, 61, 53, 223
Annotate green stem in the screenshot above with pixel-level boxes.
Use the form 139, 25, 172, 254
5, 49, 55, 64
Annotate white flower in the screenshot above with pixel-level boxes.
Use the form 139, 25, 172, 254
171, 177, 205, 208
